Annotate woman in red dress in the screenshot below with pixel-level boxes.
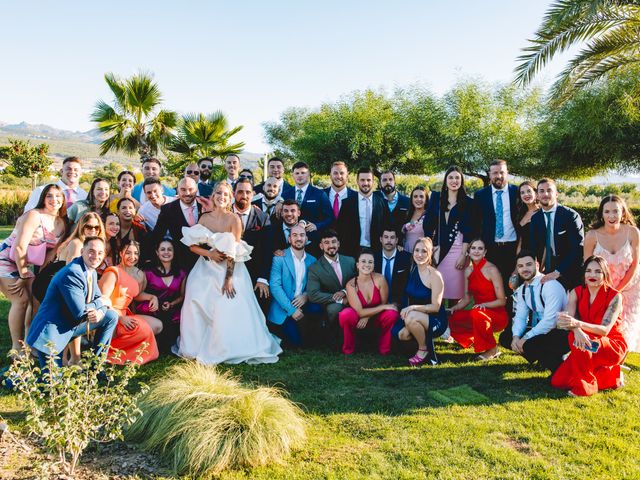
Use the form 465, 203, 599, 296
98, 240, 161, 364
551, 255, 627, 396
449, 239, 508, 360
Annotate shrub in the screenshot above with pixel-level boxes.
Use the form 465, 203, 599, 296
128, 362, 307, 476
0, 189, 29, 225
4, 343, 146, 475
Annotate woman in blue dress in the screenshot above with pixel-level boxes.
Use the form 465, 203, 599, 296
392, 237, 448, 366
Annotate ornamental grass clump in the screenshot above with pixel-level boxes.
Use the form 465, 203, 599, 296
127, 362, 307, 476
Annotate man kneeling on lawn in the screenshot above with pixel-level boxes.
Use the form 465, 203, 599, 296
27, 237, 118, 366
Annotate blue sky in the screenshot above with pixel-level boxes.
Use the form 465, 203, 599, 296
0, 1, 568, 152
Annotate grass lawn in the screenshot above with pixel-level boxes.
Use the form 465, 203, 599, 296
1, 295, 639, 479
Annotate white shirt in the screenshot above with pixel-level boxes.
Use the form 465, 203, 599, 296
24, 180, 87, 212
226, 177, 239, 185
358, 193, 373, 247
233, 205, 250, 229
139, 195, 176, 230
541, 204, 558, 254
329, 187, 349, 212
512, 273, 567, 340
491, 185, 516, 242
180, 201, 198, 224
295, 183, 309, 202
292, 250, 307, 297
382, 251, 396, 276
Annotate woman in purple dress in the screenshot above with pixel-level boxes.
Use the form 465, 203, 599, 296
137, 238, 187, 354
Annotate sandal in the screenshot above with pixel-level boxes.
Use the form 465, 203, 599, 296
476, 350, 502, 361
409, 348, 429, 367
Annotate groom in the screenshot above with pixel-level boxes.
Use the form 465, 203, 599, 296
26, 237, 118, 366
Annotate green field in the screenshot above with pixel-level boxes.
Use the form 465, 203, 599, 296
0, 292, 639, 479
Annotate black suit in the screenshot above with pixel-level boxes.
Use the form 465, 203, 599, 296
337, 192, 391, 258
374, 249, 411, 304
255, 180, 295, 198
530, 205, 584, 290
377, 191, 411, 237
153, 200, 202, 271
236, 205, 272, 284
323, 187, 358, 228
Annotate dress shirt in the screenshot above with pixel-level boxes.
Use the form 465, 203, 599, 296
292, 251, 307, 297
139, 195, 176, 230
226, 177, 239, 186
24, 180, 87, 212
386, 191, 399, 212
295, 183, 310, 202
358, 193, 373, 247
180, 201, 199, 225
382, 251, 396, 275
233, 205, 250, 229
260, 197, 282, 215
329, 187, 349, 212
324, 254, 343, 286
541, 204, 558, 254
491, 185, 517, 242
512, 273, 567, 340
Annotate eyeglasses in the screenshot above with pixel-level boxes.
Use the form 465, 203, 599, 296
186, 170, 200, 175
84, 225, 101, 231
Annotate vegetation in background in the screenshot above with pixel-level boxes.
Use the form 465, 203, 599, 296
3, 139, 52, 189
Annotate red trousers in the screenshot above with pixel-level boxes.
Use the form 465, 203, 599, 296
551, 331, 626, 396
449, 307, 508, 353
338, 307, 398, 355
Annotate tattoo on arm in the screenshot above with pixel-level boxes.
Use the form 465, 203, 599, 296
601, 295, 621, 327
225, 258, 235, 280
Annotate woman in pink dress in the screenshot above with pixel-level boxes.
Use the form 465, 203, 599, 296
583, 194, 640, 352
402, 186, 428, 253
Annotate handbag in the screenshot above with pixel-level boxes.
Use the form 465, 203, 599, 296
9, 241, 47, 266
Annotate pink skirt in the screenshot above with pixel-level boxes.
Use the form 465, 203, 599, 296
437, 232, 465, 299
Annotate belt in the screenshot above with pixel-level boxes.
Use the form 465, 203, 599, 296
494, 241, 517, 246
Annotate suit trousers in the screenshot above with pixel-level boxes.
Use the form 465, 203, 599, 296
500, 328, 570, 372
487, 241, 518, 293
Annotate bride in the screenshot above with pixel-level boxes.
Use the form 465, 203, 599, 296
176, 181, 282, 364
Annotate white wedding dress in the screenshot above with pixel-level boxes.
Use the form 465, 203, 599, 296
176, 224, 282, 364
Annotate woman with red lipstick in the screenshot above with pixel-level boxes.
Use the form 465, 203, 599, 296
552, 256, 627, 396
583, 195, 640, 352
515, 180, 539, 254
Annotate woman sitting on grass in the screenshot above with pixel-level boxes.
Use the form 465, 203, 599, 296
552, 255, 627, 397
449, 238, 508, 361
338, 249, 399, 355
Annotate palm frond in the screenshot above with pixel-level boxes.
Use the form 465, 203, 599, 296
104, 72, 127, 111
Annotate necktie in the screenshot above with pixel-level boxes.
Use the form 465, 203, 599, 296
333, 193, 340, 219
296, 189, 303, 206
64, 189, 74, 209
384, 255, 394, 291
86, 270, 94, 303
544, 211, 553, 272
529, 284, 539, 327
285, 227, 291, 244
187, 205, 196, 226
266, 202, 274, 216
495, 190, 504, 239
363, 197, 371, 244
331, 260, 343, 285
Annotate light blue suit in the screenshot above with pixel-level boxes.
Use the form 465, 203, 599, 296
268, 248, 316, 325
27, 257, 118, 359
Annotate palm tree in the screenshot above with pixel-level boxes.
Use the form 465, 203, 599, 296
91, 72, 178, 160
166, 111, 245, 160
514, 0, 640, 104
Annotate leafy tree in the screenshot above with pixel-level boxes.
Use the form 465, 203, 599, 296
5, 139, 52, 189
164, 112, 245, 173
91, 72, 178, 160
515, 0, 640, 104
80, 161, 128, 185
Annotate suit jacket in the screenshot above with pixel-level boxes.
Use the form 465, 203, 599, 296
378, 191, 411, 237
374, 249, 411, 304
283, 184, 333, 232
153, 200, 203, 270
473, 184, 519, 247
336, 192, 390, 257
268, 248, 317, 325
423, 192, 476, 261
322, 187, 358, 225
530, 204, 584, 289
307, 254, 357, 305
255, 180, 295, 198
197, 181, 214, 198
251, 197, 278, 225
27, 257, 107, 354
237, 205, 272, 283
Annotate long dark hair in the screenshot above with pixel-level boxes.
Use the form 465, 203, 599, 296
439, 166, 467, 215
86, 178, 111, 218
590, 194, 636, 229
149, 238, 183, 277
35, 184, 69, 234
515, 180, 539, 223
582, 255, 612, 289
406, 186, 428, 223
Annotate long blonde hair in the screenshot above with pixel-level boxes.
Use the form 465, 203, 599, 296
211, 180, 234, 212
57, 212, 105, 257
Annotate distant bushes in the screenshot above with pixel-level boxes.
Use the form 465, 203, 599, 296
0, 189, 29, 225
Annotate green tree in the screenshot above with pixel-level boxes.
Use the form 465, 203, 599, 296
515, 0, 640, 104
91, 71, 178, 160
80, 161, 127, 185
164, 112, 245, 174
6, 139, 52, 189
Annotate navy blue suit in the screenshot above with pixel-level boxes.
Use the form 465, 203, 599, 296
423, 192, 476, 263
27, 257, 118, 359
197, 181, 214, 198
322, 187, 358, 226
378, 191, 411, 241
530, 205, 584, 290
374, 249, 411, 304
284, 184, 333, 233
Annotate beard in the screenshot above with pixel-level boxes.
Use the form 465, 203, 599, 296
381, 184, 395, 195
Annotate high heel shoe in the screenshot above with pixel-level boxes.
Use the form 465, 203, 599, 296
408, 348, 429, 367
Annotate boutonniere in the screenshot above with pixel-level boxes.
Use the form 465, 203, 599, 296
251, 225, 262, 232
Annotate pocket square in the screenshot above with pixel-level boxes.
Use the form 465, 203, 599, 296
306, 199, 316, 203
558, 230, 566, 235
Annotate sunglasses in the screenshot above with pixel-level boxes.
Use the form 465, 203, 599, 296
84, 225, 101, 231
199, 164, 213, 170
186, 170, 200, 175
239, 174, 253, 180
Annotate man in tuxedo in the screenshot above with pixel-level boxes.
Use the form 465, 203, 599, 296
378, 170, 410, 237
499, 250, 570, 372
530, 178, 584, 290
323, 161, 357, 225
268, 225, 321, 348
255, 157, 295, 198
132, 157, 175, 203
473, 159, 519, 289
233, 178, 271, 309
26, 237, 118, 366
224, 154, 241, 188
307, 229, 357, 348
374, 229, 411, 305
153, 177, 202, 271
196, 157, 215, 198
252, 176, 282, 222
337, 166, 390, 257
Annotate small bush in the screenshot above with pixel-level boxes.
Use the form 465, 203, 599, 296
128, 362, 307, 476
